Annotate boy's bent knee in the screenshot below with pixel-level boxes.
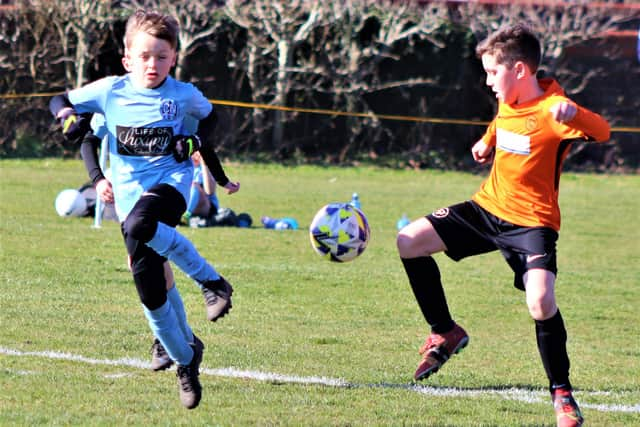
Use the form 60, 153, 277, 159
526, 295, 558, 320
132, 263, 167, 310
396, 231, 438, 258
396, 218, 444, 258
123, 212, 157, 243
397, 232, 418, 257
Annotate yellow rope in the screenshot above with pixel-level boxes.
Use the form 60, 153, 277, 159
2, 91, 637, 133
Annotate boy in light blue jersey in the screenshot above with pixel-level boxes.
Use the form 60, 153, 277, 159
81, 113, 199, 372
50, 9, 240, 409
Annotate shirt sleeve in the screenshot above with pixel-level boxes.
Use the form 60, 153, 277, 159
67, 77, 115, 115
565, 105, 611, 142
546, 97, 611, 143
182, 115, 199, 135
481, 118, 497, 147
90, 114, 108, 139
184, 83, 213, 119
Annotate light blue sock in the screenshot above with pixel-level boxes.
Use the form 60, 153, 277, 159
167, 285, 194, 344
186, 185, 200, 217
147, 222, 220, 285
143, 300, 193, 366
210, 193, 219, 212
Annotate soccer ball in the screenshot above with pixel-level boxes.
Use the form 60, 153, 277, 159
309, 203, 370, 262
55, 189, 87, 217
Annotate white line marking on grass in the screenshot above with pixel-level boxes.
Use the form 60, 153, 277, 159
104, 373, 135, 379
201, 367, 348, 387
2, 346, 638, 414
2, 368, 37, 376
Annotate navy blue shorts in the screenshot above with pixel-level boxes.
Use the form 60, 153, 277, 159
427, 200, 558, 290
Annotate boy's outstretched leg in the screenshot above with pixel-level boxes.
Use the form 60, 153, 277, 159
400, 256, 468, 381
147, 222, 233, 321
123, 185, 233, 321
397, 218, 469, 381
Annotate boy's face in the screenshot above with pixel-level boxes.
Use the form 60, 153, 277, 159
481, 53, 519, 105
124, 31, 176, 89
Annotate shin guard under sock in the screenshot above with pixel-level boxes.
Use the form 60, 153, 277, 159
147, 222, 220, 285
143, 300, 193, 366
167, 285, 194, 344
401, 256, 454, 333
535, 309, 571, 392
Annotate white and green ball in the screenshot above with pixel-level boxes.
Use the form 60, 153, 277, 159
309, 203, 370, 262
55, 189, 87, 217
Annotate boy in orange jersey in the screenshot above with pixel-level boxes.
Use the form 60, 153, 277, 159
396, 24, 609, 427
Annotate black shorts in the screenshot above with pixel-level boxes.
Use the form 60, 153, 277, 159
427, 200, 558, 291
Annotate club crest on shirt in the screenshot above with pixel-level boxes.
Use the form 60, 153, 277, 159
160, 99, 178, 120
525, 116, 538, 132
432, 208, 449, 218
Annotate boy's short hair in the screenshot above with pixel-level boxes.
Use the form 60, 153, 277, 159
476, 23, 541, 73
124, 9, 179, 50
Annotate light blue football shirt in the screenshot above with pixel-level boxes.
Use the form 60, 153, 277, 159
90, 113, 108, 140
68, 75, 212, 221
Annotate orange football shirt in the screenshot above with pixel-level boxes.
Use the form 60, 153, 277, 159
472, 79, 610, 231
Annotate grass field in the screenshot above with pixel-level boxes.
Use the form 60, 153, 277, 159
1, 159, 638, 426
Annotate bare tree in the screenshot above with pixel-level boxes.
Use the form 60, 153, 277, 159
1, 1, 64, 92
225, 0, 323, 148
303, 0, 450, 161
225, 0, 451, 157
455, 2, 637, 96
0, 2, 68, 156
34, 0, 115, 89
121, 0, 225, 81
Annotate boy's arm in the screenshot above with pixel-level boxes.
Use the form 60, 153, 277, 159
471, 118, 497, 164
549, 100, 610, 142
81, 132, 113, 203
174, 110, 231, 187
80, 132, 106, 185
199, 158, 216, 196
197, 111, 233, 187
566, 105, 610, 142
480, 118, 497, 147
50, 93, 92, 141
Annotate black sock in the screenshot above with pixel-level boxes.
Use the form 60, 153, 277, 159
535, 309, 572, 392
401, 256, 454, 334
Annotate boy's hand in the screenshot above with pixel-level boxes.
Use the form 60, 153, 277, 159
223, 181, 240, 195
57, 108, 90, 141
549, 101, 577, 123
172, 134, 202, 162
471, 140, 494, 165
96, 178, 114, 204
